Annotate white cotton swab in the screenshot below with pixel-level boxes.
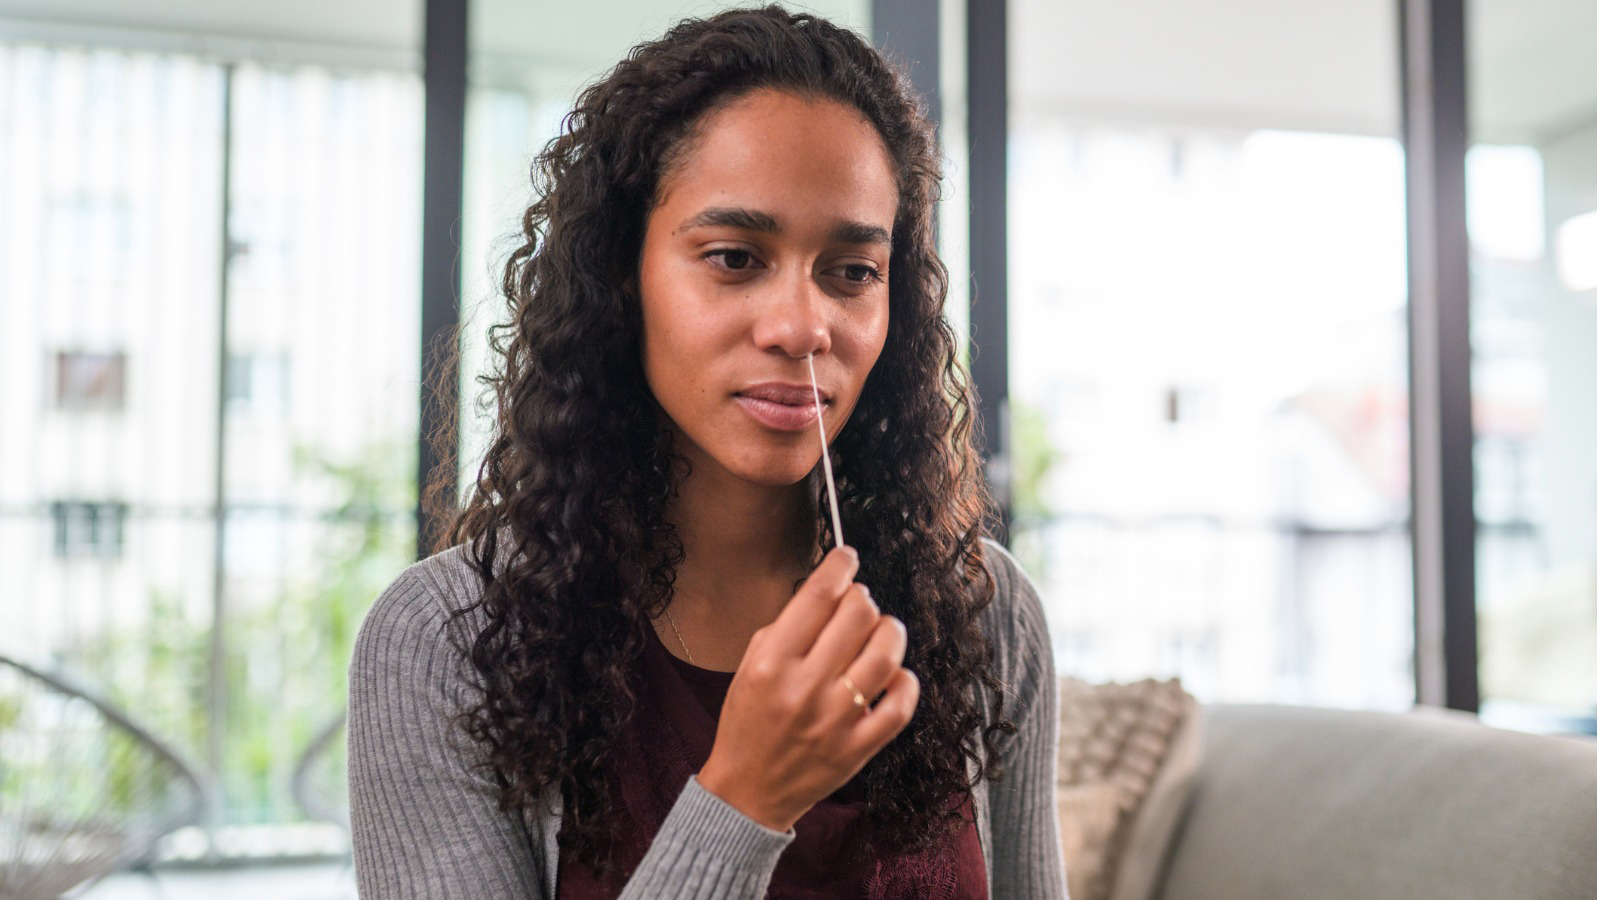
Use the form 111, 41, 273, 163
806, 353, 844, 549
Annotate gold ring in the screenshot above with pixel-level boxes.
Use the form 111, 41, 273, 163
841, 675, 868, 710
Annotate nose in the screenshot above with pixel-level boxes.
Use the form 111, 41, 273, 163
750, 271, 831, 359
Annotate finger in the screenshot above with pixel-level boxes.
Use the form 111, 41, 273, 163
763, 545, 859, 657
803, 583, 879, 677
849, 667, 920, 756
837, 615, 907, 702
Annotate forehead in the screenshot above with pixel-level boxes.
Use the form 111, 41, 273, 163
655, 89, 900, 229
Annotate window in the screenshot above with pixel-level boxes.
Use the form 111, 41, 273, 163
1467, 0, 1597, 730
50, 500, 128, 560
225, 352, 290, 417
4, 41, 423, 858
54, 350, 127, 412
1009, 1, 1413, 709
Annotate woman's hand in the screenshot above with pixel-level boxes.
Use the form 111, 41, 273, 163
696, 546, 920, 832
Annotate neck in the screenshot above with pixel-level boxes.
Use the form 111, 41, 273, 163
660, 461, 819, 667
670, 467, 816, 597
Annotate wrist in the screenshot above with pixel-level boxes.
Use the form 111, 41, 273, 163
696, 766, 795, 832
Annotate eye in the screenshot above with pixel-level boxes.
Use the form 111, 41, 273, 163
705, 249, 761, 271
830, 263, 885, 285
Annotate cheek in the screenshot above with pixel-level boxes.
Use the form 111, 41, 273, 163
638, 302, 690, 409
637, 234, 693, 347
850, 303, 891, 373
638, 265, 696, 367
638, 285, 734, 405
643, 301, 719, 370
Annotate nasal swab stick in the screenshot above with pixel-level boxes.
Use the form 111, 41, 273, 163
806, 353, 844, 549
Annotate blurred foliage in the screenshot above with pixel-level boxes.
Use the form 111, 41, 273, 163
17, 590, 210, 820
1008, 398, 1061, 579
1010, 399, 1058, 521
0, 690, 19, 731
52, 438, 415, 828
216, 438, 416, 823
0, 661, 195, 841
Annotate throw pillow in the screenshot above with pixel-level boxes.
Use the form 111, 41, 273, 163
1056, 677, 1202, 900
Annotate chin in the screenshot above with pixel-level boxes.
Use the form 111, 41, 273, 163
720, 449, 817, 488
735, 463, 815, 488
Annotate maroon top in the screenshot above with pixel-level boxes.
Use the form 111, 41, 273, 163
556, 626, 988, 898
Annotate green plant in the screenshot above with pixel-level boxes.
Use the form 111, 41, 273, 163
218, 438, 415, 824
51, 436, 416, 830
1008, 399, 1061, 578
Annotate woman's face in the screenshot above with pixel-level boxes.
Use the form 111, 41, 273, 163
638, 88, 898, 488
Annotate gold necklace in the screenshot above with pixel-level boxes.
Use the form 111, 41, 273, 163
661, 572, 804, 669
661, 605, 695, 666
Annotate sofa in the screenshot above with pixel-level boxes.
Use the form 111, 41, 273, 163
1150, 704, 1596, 900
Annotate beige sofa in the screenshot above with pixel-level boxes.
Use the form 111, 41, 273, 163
1152, 705, 1597, 900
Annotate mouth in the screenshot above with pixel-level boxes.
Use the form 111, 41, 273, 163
734, 382, 831, 432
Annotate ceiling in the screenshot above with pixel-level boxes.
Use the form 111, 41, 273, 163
1012, 0, 1595, 142
0, 0, 422, 55
1, 0, 1591, 142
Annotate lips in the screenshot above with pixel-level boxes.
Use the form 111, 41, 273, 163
739, 382, 831, 406
735, 382, 830, 432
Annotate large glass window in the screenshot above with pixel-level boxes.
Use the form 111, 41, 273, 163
1467, 0, 1596, 733
0, 40, 422, 858
1008, 0, 1414, 708
1, 51, 228, 860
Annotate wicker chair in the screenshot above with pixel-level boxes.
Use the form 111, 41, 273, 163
290, 711, 349, 828
0, 652, 206, 900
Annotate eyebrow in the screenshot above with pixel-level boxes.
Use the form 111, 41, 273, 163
680, 206, 891, 246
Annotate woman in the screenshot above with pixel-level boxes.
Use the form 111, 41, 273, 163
348, 6, 1065, 898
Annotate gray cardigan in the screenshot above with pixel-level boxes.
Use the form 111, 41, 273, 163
347, 540, 1067, 898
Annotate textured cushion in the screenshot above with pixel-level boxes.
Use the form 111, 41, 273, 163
1156, 705, 1598, 900
1056, 678, 1202, 900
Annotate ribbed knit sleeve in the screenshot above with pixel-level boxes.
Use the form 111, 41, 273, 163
618, 775, 794, 899
982, 540, 1070, 899
347, 562, 546, 898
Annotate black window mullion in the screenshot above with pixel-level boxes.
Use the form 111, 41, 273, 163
966, 0, 1011, 540
1399, 0, 1479, 713
418, 0, 468, 560
872, 0, 942, 133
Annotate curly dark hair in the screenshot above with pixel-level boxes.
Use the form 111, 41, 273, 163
439, 3, 1012, 875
